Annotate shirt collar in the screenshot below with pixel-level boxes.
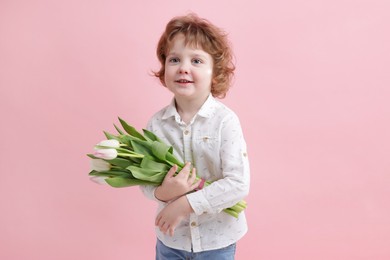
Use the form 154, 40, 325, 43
161, 98, 177, 120
197, 94, 218, 118
161, 94, 218, 121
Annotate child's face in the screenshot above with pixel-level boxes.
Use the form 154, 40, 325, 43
164, 33, 213, 103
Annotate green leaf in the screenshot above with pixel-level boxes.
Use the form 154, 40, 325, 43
143, 129, 163, 143
128, 156, 142, 165
114, 124, 124, 135
151, 141, 173, 161
87, 154, 98, 159
127, 166, 166, 183
117, 135, 133, 147
118, 117, 146, 140
131, 139, 153, 157
105, 176, 158, 188
105, 157, 133, 168
103, 131, 119, 141
140, 156, 170, 172
89, 169, 131, 177
165, 152, 184, 168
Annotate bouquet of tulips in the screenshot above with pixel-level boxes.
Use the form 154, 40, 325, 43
88, 117, 247, 218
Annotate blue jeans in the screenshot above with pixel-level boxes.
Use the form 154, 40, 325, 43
156, 239, 236, 260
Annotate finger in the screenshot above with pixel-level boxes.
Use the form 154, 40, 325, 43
161, 222, 170, 235
165, 164, 177, 179
178, 162, 191, 177
188, 167, 197, 184
159, 222, 167, 235
155, 214, 161, 226
169, 227, 174, 237
191, 178, 202, 190
168, 219, 179, 237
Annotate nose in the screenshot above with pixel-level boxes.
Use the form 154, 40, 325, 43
178, 61, 189, 74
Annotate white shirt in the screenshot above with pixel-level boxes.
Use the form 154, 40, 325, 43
141, 94, 250, 253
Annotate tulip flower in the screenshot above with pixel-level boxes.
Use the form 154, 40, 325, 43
89, 176, 108, 185
90, 159, 111, 172
96, 139, 120, 148
94, 148, 117, 160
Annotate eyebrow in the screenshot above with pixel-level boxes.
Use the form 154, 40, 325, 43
166, 51, 209, 60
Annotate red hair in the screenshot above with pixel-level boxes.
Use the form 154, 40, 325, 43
154, 13, 235, 98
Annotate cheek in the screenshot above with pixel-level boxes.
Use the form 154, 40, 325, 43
207, 69, 214, 84
199, 68, 213, 83
164, 67, 173, 79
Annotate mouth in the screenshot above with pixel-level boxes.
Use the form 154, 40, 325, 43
175, 79, 194, 83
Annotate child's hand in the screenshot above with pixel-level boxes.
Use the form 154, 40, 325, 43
155, 196, 193, 237
155, 162, 200, 202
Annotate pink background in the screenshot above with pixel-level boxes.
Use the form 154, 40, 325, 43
1, 0, 389, 259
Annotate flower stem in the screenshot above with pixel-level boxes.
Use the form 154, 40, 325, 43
117, 152, 144, 158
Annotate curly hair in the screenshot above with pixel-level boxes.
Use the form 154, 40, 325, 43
154, 13, 235, 98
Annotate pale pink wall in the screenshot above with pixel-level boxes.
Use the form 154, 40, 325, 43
1, 0, 389, 259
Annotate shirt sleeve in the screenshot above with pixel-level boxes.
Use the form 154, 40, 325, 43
186, 113, 250, 215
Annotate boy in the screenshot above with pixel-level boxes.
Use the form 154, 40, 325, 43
141, 13, 250, 259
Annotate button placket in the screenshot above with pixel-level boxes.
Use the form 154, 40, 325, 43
182, 127, 192, 163
189, 214, 201, 252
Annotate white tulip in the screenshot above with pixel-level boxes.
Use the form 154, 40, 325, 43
90, 159, 111, 172
89, 176, 108, 185
96, 139, 120, 148
93, 148, 118, 160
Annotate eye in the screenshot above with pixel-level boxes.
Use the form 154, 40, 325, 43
192, 58, 203, 64
168, 57, 179, 63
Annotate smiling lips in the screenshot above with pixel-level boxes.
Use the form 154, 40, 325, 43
175, 79, 194, 83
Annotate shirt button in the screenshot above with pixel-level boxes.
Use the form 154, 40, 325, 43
184, 130, 190, 135
191, 221, 197, 227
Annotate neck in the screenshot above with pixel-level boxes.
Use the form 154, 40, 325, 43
175, 95, 209, 124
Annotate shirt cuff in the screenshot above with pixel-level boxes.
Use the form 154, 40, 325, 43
140, 185, 166, 205
186, 190, 214, 215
